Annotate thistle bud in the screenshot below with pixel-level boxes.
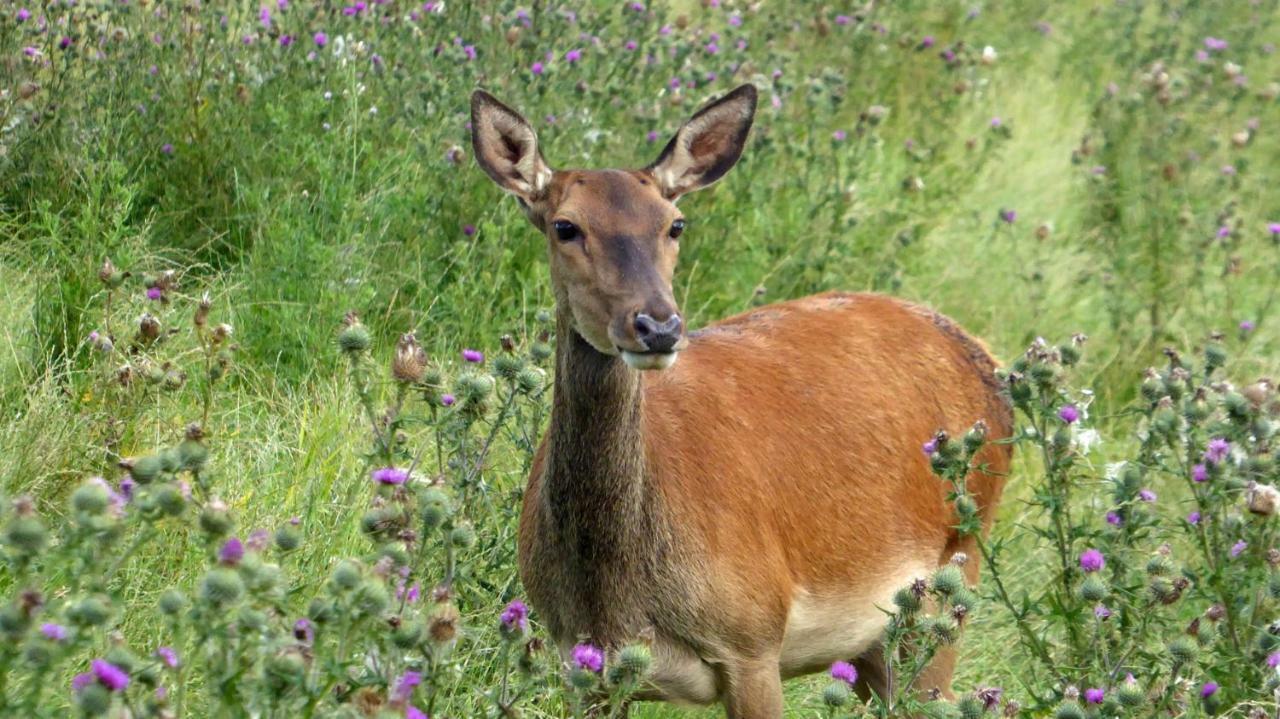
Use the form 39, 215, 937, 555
1168, 635, 1198, 663
354, 580, 390, 617
893, 586, 922, 614
392, 618, 424, 648
98, 258, 127, 289
427, 602, 460, 645
493, 353, 524, 380
516, 366, 546, 394
822, 681, 850, 707
449, 523, 477, 549
1080, 574, 1108, 602
158, 589, 187, 616
956, 695, 985, 719
200, 568, 245, 606
923, 616, 957, 644
962, 422, 987, 452
338, 313, 371, 353
274, 525, 301, 552
139, 313, 161, 341
71, 482, 110, 516
153, 484, 186, 517
76, 683, 112, 716
1117, 675, 1144, 707
194, 293, 212, 327
330, 560, 362, 591
3, 510, 47, 556
198, 499, 233, 537
393, 332, 428, 384
264, 651, 307, 693
417, 487, 452, 531
1053, 700, 1085, 719
931, 565, 965, 596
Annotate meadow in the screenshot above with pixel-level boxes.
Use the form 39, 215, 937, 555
1, 0, 1279, 717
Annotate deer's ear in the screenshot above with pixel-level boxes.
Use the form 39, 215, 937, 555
648, 84, 756, 200
471, 90, 553, 201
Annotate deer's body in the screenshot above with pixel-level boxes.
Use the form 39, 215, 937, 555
470, 85, 1011, 717
519, 293, 1011, 709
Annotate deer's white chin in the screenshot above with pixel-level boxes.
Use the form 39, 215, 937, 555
621, 350, 679, 371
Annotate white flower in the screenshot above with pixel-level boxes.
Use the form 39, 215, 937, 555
981, 46, 998, 65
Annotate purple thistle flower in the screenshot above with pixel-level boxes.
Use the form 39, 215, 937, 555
646, 130, 659, 143
1058, 405, 1079, 423
571, 643, 605, 673
92, 659, 130, 691
990, 117, 1002, 128
314, 31, 328, 47
1221, 165, 1236, 176
830, 660, 858, 686
1084, 688, 1105, 704
977, 687, 1003, 710
397, 582, 421, 603
1079, 548, 1105, 573
1192, 463, 1208, 483
156, 647, 179, 668
500, 599, 529, 632
146, 287, 163, 301
407, 707, 428, 719
564, 48, 582, 63
462, 224, 476, 237
1105, 511, 1122, 526
259, 6, 272, 29
705, 41, 719, 54
1204, 37, 1228, 51
1268, 222, 1280, 236
17, 8, 31, 21
462, 349, 484, 363
624, 40, 637, 51
247, 528, 271, 551
1138, 488, 1156, 503
729, 13, 742, 26
922, 438, 938, 456
219, 537, 245, 565
71, 673, 94, 692
832, 130, 847, 141
1216, 225, 1231, 239
463, 45, 477, 61
294, 618, 314, 643
1204, 438, 1230, 465
1267, 652, 1280, 668
41, 623, 67, 641
1231, 540, 1247, 558
441, 394, 456, 407
1239, 320, 1255, 332
999, 208, 1017, 224
1200, 681, 1219, 698
1187, 511, 1201, 525
835, 15, 851, 25
372, 467, 410, 486
161, 143, 174, 155
920, 35, 936, 49
1094, 604, 1112, 619
394, 670, 422, 702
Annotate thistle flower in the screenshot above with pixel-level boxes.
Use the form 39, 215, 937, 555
500, 599, 529, 633
16, 8, 31, 21
1204, 37, 1228, 51
406, 707, 428, 719
1058, 405, 1079, 423
218, 537, 245, 565
394, 670, 422, 702
1084, 688, 1104, 704
91, 659, 130, 691
462, 349, 484, 363
1204, 438, 1230, 464
1239, 320, 1255, 332
441, 394, 456, 406
156, 647, 179, 668
999, 208, 1017, 223
41, 623, 67, 641
1230, 540, 1247, 558
1138, 489, 1156, 502
393, 333, 428, 384
565, 48, 582, 63
1192, 463, 1208, 482
1267, 652, 1280, 668
1094, 604, 1112, 619
571, 643, 604, 673
1199, 681, 1218, 698
1105, 511, 1122, 526
531, 61, 544, 75
372, 467, 409, 486
1079, 548, 1104, 572
829, 660, 857, 686
314, 31, 328, 47
1187, 511, 1201, 525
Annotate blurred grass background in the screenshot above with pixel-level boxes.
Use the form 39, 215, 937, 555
2, 0, 1278, 714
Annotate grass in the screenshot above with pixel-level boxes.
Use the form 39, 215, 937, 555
1, 0, 1278, 715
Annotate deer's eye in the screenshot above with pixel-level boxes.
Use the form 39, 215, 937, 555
552, 220, 580, 242
669, 219, 686, 239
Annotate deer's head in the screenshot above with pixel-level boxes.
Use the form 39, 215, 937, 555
470, 85, 756, 370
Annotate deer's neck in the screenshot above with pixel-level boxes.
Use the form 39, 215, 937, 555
539, 312, 659, 637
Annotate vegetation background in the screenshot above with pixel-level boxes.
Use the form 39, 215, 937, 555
1, 0, 1278, 715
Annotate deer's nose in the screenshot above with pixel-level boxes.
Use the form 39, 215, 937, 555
634, 313, 683, 353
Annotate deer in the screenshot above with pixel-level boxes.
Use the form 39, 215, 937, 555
470, 84, 1013, 718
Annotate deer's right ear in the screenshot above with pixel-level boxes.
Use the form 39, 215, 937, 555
470, 90, 553, 202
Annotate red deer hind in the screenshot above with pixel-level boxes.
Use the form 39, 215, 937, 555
470, 84, 1012, 718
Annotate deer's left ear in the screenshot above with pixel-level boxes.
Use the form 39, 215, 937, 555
471, 90, 554, 202
647, 84, 756, 200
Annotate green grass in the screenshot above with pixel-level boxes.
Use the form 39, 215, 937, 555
1, 0, 1278, 715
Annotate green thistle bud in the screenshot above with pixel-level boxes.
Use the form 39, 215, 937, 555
956, 695, 985, 719
493, 353, 523, 380
1058, 343, 1081, 366
1146, 555, 1173, 576
1053, 700, 1085, 719
274, 526, 301, 552
130, 455, 164, 483
159, 448, 182, 473
104, 647, 139, 675
22, 639, 52, 668
392, 619, 424, 648
200, 567, 245, 606
516, 366, 545, 394
617, 644, 651, 677
418, 487, 452, 531
449, 523, 477, 549
932, 565, 965, 595
923, 617, 958, 644
154, 484, 186, 517
71, 482, 110, 515
954, 495, 978, 522
1080, 574, 1108, 602
822, 681, 850, 708
1204, 342, 1227, 370
76, 683, 112, 716
950, 588, 978, 615
354, 581, 390, 617
158, 589, 188, 616
921, 700, 962, 719
1116, 679, 1145, 707
0, 606, 28, 637
962, 423, 987, 452
535, 309, 552, 325
377, 543, 410, 568
198, 502, 233, 537
307, 597, 336, 624
530, 341, 553, 362
237, 607, 267, 633
338, 322, 371, 353
3, 515, 48, 555
68, 596, 112, 627
568, 667, 598, 690
361, 507, 405, 541
1140, 374, 1164, 401
330, 560, 362, 591
1167, 636, 1197, 663
265, 651, 307, 693
1224, 392, 1250, 420
893, 586, 922, 614
177, 439, 209, 472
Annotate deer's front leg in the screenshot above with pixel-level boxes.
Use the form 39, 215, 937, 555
721, 657, 783, 719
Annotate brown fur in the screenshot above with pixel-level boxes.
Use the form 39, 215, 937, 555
472, 86, 1013, 719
